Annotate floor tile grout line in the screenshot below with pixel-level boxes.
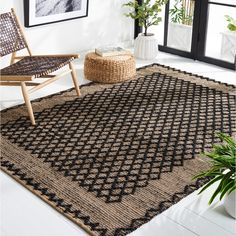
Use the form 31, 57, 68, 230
183, 206, 236, 235
162, 214, 200, 236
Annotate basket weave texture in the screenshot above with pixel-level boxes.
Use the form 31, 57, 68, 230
84, 52, 136, 83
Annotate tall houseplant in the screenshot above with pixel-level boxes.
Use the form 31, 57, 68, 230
123, 0, 167, 59
193, 133, 236, 218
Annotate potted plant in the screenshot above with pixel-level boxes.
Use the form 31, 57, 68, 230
193, 133, 236, 218
123, 0, 167, 59
221, 15, 236, 63
168, 0, 194, 51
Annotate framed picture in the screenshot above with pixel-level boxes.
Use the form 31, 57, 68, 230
24, 0, 89, 27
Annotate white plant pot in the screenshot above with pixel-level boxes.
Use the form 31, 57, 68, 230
223, 189, 236, 219
167, 22, 192, 51
221, 31, 236, 62
134, 33, 158, 60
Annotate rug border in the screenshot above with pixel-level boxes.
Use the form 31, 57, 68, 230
0, 161, 106, 236
1, 158, 209, 236
144, 63, 235, 88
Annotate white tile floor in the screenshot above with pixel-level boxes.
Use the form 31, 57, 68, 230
0, 52, 236, 236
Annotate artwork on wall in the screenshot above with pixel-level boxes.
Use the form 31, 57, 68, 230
24, 0, 89, 27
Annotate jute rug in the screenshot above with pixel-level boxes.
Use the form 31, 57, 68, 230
1, 64, 236, 236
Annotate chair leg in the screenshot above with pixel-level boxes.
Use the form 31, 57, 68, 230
69, 62, 81, 96
21, 82, 36, 125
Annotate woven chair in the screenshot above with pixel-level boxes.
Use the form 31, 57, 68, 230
0, 9, 81, 125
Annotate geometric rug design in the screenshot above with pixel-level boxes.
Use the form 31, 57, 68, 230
1, 64, 236, 235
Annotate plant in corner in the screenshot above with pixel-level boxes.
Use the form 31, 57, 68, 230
193, 132, 236, 218
123, 0, 167, 60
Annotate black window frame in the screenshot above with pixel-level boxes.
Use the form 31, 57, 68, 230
134, 0, 236, 70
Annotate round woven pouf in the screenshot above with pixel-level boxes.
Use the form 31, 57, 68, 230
84, 52, 136, 83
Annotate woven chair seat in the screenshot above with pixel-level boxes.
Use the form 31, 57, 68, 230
1, 56, 74, 79
0, 9, 81, 125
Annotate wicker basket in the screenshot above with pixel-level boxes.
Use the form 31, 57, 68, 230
84, 52, 136, 83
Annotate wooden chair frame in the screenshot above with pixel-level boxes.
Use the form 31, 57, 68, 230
0, 9, 81, 125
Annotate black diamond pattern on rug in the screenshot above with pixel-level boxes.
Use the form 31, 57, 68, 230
1, 73, 236, 203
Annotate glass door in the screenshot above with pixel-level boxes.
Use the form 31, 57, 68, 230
198, 1, 236, 68
167, 0, 195, 52
157, 0, 197, 58
157, 0, 236, 70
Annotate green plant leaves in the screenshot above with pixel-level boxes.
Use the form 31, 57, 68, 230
225, 15, 236, 32
123, 0, 168, 35
220, 180, 234, 200
198, 175, 222, 195
169, 0, 193, 25
193, 132, 236, 204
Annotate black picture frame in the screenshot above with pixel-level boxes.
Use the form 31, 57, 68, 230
24, 0, 89, 27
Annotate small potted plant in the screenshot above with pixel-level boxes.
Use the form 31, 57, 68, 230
168, 0, 194, 51
193, 133, 236, 218
123, 0, 167, 59
221, 15, 236, 62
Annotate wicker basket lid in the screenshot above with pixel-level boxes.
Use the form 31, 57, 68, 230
86, 52, 133, 62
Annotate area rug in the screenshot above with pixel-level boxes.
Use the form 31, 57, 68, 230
1, 64, 236, 236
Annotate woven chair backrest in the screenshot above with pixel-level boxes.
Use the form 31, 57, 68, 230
0, 10, 28, 57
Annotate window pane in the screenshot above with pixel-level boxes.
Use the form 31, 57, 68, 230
149, 0, 166, 46
167, 0, 195, 52
205, 4, 236, 63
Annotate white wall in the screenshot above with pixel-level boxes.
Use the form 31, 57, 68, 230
0, 0, 134, 67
